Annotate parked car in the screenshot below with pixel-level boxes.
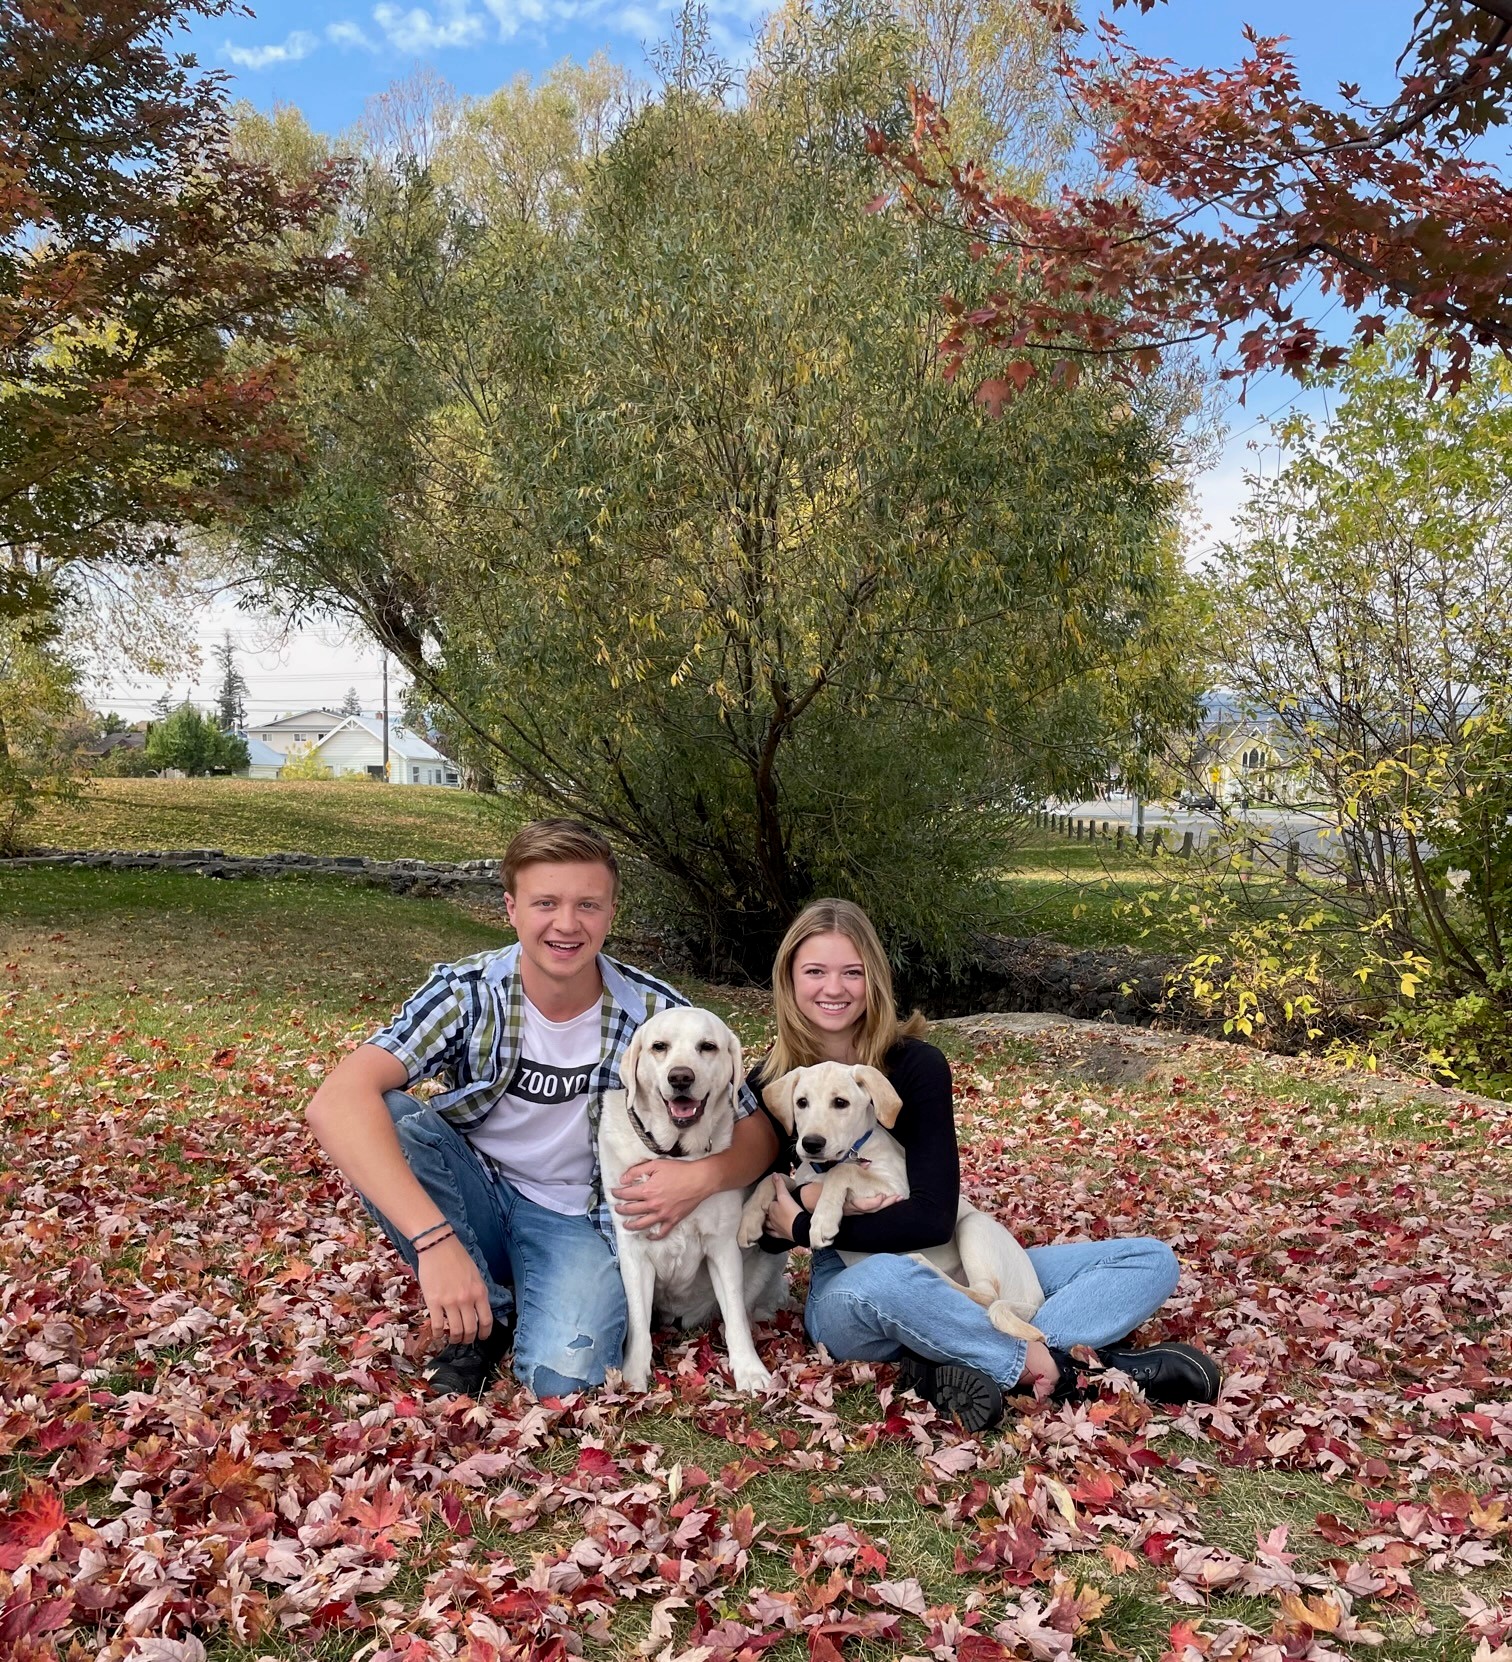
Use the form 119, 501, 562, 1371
1177, 790, 1220, 811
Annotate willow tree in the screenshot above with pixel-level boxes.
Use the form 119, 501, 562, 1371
237, 4, 1200, 973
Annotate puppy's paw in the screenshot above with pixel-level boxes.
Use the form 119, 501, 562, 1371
737, 1177, 777, 1247
732, 1359, 773, 1393
809, 1202, 842, 1249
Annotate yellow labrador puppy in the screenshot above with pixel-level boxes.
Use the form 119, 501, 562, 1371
739, 1061, 1044, 1342
600, 1007, 784, 1393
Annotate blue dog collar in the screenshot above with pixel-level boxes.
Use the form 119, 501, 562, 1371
807, 1127, 874, 1174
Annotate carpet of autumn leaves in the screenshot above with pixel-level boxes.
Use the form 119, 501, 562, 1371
4, 874, 1512, 1662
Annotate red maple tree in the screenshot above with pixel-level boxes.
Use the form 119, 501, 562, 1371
876, 0, 1512, 406
0, 0, 357, 619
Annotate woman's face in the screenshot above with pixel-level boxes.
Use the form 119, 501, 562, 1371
791, 931, 868, 1044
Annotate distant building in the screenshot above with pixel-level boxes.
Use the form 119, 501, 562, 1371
238, 736, 283, 780
242, 707, 458, 785
1183, 694, 1313, 805
80, 730, 146, 761
247, 709, 347, 756
288, 714, 459, 787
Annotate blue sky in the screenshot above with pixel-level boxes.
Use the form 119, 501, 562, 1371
94, 2, 1434, 717
199, 0, 1416, 141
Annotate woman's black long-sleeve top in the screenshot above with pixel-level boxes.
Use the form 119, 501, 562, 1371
749, 1037, 960, 1253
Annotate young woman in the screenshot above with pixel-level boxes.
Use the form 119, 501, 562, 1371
754, 898, 1221, 1432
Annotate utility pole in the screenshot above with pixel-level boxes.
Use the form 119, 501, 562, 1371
381, 653, 390, 781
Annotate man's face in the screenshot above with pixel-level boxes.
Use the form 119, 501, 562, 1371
504, 859, 618, 995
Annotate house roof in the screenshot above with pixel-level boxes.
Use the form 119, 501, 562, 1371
82, 731, 145, 755
311, 715, 451, 763
253, 709, 345, 730
242, 736, 283, 767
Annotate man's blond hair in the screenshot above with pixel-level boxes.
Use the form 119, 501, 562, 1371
501, 818, 619, 897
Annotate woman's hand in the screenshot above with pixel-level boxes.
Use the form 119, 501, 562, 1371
612, 1159, 716, 1237
765, 1181, 902, 1243
796, 1182, 902, 1216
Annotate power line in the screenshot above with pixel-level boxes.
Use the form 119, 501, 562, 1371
92, 697, 410, 714
93, 670, 397, 685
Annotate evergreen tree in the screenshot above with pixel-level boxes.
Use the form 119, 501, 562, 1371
212, 633, 249, 730
340, 686, 362, 715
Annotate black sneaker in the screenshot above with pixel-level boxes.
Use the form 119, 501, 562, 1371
893, 1351, 1004, 1433
425, 1322, 512, 1397
1086, 1341, 1222, 1405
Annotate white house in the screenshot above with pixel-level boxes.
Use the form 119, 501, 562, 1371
292, 714, 459, 787
248, 709, 347, 756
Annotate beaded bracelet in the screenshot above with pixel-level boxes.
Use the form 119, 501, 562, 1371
410, 1220, 453, 1249
415, 1227, 456, 1254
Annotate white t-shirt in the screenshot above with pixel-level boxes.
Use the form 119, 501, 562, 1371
469, 995, 601, 1214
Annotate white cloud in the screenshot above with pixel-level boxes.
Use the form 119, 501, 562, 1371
327, 19, 381, 50
612, 4, 659, 37
479, 0, 552, 34
223, 28, 319, 69
372, 0, 487, 52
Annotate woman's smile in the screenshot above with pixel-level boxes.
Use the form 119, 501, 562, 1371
792, 931, 869, 1050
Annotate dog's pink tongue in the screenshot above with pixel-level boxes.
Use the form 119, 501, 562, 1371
668, 1097, 702, 1122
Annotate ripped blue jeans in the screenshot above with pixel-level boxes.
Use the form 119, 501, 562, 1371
366, 1092, 627, 1396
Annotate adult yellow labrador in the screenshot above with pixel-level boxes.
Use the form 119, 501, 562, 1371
600, 1007, 785, 1392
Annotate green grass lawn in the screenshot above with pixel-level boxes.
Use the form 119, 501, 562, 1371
3, 867, 1510, 1662
996, 826, 1226, 950
24, 776, 524, 862
24, 785, 1200, 952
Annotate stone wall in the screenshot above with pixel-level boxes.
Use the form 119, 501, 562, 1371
3, 848, 503, 900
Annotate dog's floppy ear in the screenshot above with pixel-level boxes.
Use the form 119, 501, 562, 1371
852, 1065, 903, 1128
762, 1070, 801, 1133
721, 1022, 745, 1116
619, 1023, 647, 1097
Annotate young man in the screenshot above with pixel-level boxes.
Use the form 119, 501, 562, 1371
307, 818, 777, 1397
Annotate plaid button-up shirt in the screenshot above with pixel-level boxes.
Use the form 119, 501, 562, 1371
369, 942, 758, 1249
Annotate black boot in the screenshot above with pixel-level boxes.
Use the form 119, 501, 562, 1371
425, 1320, 513, 1396
894, 1351, 1005, 1433
1052, 1341, 1221, 1406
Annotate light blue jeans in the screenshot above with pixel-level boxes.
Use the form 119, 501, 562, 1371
367, 1091, 628, 1396
805, 1236, 1181, 1389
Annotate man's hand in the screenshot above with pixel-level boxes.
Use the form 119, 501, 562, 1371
612, 1159, 716, 1237
764, 1181, 803, 1241
417, 1236, 493, 1345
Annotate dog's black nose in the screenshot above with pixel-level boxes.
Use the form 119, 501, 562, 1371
801, 1135, 827, 1155
667, 1067, 696, 1092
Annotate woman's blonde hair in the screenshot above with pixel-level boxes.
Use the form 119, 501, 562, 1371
767, 898, 926, 1078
